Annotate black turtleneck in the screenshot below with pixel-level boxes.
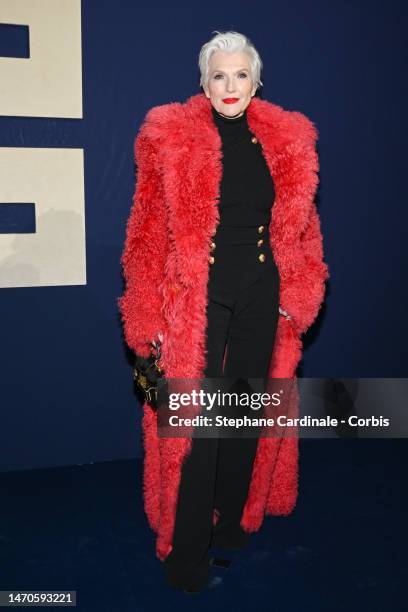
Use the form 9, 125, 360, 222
211, 105, 275, 227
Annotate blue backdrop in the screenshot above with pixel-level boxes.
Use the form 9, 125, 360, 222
1, 0, 406, 472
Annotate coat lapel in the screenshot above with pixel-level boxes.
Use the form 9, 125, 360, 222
160, 94, 223, 288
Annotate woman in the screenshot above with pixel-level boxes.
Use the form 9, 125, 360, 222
118, 31, 329, 593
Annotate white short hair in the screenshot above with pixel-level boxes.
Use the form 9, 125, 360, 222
198, 30, 263, 90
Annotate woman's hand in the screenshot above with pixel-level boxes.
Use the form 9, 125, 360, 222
279, 306, 292, 320
151, 333, 164, 350
150, 333, 164, 364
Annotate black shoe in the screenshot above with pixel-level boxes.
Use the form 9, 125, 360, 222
209, 556, 232, 568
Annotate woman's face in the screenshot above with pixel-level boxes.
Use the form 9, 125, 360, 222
203, 50, 257, 119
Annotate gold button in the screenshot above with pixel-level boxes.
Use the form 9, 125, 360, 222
210, 241, 216, 251
258, 225, 265, 233
209, 256, 215, 264
259, 253, 266, 262
251, 136, 258, 144
257, 239, 264, 247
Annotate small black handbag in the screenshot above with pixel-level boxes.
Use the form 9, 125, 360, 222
133, 339, 166, 410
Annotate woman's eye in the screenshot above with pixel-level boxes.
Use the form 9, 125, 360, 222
213, 72, 247, 80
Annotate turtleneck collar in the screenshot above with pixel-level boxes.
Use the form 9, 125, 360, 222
211, 105, 251, 146
211, 104, 247, 121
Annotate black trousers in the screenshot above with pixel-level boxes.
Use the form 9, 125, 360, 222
163, 225, 280, 590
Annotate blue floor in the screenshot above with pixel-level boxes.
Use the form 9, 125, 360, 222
1, 439, 406, 611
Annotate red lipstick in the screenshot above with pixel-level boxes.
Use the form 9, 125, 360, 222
222, 98, 239, 104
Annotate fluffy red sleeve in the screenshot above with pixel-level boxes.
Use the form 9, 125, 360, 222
118, 125, 168, 358
279, 128, 330, 336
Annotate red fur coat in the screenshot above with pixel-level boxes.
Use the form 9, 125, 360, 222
118, 92, 329, 561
